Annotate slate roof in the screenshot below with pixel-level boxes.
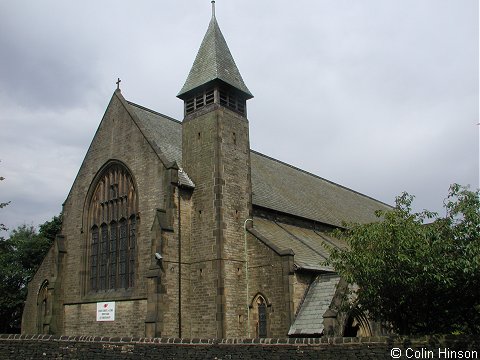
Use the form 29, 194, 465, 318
128, 102, 182, 165
125, 98, 390, 228
251, 217, 344, 271
251, 151, 391, 227
126, 101, 194, 188
177, 14, 253, 99
123, 95, 389, 334
288, 274, 341, 336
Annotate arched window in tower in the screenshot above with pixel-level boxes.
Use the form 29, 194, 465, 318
88, 162, 138, 292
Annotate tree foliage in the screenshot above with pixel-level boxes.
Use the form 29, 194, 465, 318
0, 216, 62, 333
38, 214, 63, 242
328, 184, 480, 335
0, 174, 10, 233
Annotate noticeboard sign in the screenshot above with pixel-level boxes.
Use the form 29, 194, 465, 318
96, 301, 115, 321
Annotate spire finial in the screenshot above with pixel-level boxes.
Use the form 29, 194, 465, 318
116, 78, 121, 91
211, 0, 215, 18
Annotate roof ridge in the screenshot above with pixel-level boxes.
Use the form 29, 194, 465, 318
274, 221, 328, 261
126, 101, 181, 124
211, 17, 219, 79
250, 149, 392, 209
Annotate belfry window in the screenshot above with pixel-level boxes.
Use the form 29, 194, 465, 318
185, 88, 215, 115
184, 87, 246, 116
219, 89, 246, 115
89, 163, 138, 292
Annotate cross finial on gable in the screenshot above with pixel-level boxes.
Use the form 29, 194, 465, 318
116, 78, 121, 90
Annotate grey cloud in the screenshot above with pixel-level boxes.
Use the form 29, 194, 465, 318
0, 0, 477, 230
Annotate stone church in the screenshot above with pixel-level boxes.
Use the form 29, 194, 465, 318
22, 3, 390, 338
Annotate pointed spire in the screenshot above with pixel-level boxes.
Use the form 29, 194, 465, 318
177, 3, 253, 100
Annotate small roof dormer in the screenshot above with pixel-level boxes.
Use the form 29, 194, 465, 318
177, 1, 253, 117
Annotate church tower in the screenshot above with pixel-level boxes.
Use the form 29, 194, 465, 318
178, 1, 254, 338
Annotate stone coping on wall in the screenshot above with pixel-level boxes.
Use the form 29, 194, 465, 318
0, 334, 475, 346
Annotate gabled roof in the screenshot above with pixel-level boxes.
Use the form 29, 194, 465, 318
124, 98, 390, 227
177, 14, 253, 99
124, 100, 194, 188
288, 274, 341, 336
251, 151, 391, 227
127, 102, 182, 166
251, 217, 344, 271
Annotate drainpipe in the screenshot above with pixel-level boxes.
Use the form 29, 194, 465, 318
243, 218, 253, 338
177, 186, 182, 338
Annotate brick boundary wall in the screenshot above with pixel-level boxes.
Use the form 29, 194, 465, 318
0, 334, 478, 359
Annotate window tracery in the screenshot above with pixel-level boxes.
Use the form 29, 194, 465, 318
88, 163, 137, 292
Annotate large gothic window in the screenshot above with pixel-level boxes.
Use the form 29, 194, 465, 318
89, 163, 138, 292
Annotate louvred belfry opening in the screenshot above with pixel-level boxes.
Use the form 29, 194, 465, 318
177, 2, 253, 117
179, 1, 255, 339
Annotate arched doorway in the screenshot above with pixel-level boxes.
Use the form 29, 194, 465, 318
343, 309, 372, 337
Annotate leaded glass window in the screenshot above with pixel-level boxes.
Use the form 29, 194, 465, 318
90, 226, 99, 290
88, 163, 137, 292
119, 218, 128, 289
129, 216, 136, 287
99, 224, 108, 290
258, 298, 267, 338
109, 221, 117, 288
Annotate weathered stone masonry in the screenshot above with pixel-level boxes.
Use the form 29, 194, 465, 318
1, 335, 478, 360
22, 4, 394, 339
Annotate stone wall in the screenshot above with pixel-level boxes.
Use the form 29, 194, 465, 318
1, 335, 478, 359
21, 245, 57, 335
182, 105, 253, 338
246, 231, 293, 338
60, 91, 167, 305
63, 300, 147, 337
22, 91, 171, 336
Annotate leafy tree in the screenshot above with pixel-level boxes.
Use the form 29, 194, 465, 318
0, 174, 10, 234
39, 214, 63, 242
0, 216, 62, 333
327, 184, 480, 335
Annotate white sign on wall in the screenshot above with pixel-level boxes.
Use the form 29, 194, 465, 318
96, 302, 115, 321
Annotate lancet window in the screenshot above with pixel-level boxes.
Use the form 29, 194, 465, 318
251, 294, 269, 338
89, 163, 138, 292
257, 296, 268, 338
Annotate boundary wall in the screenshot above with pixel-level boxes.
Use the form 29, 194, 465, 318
0, 334, 478, 359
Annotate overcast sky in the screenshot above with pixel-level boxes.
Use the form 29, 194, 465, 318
0, 1, 478, 232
